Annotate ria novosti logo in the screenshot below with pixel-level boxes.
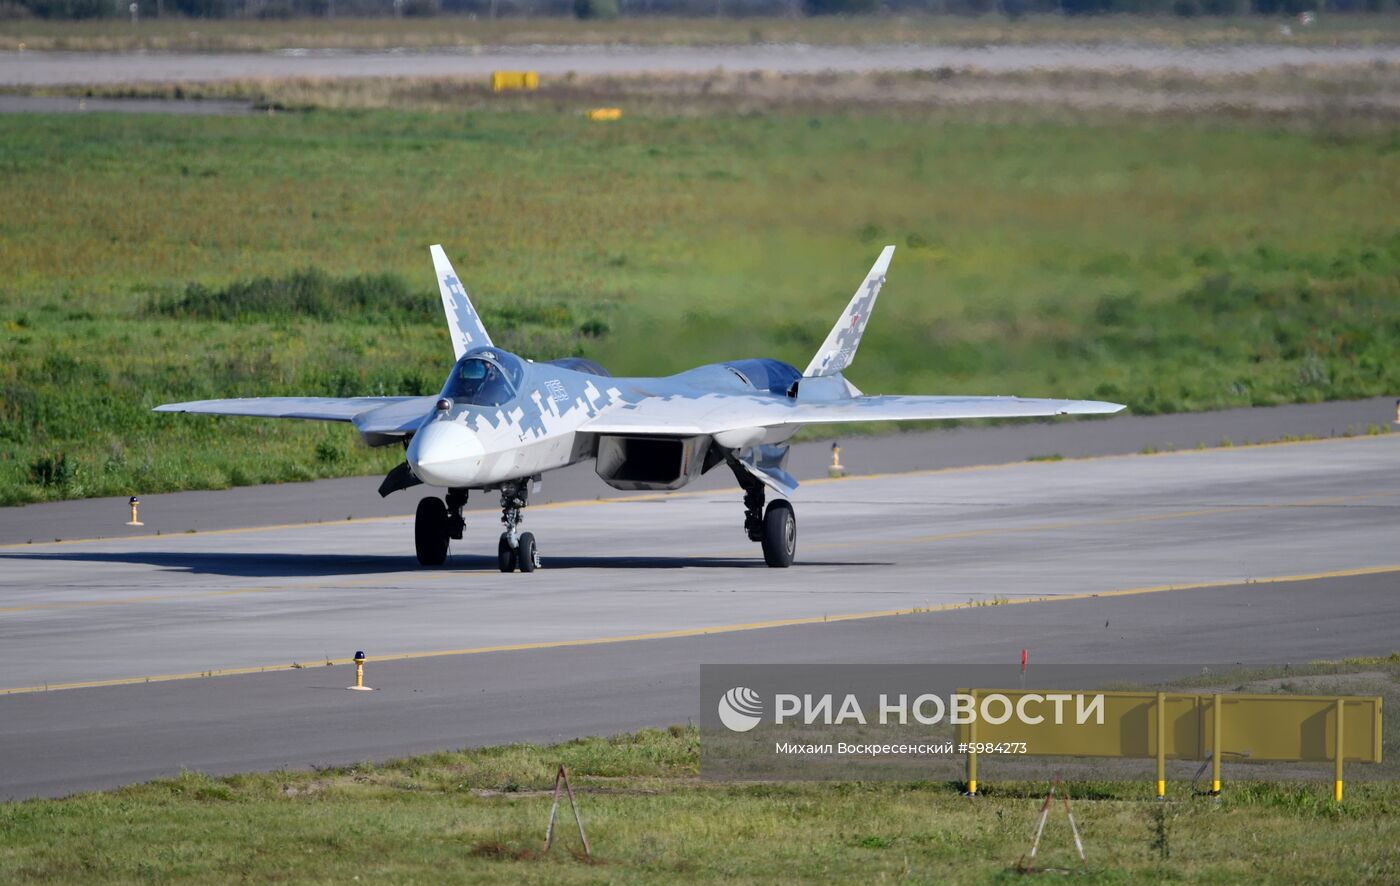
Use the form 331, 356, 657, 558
715, 687, 1107, 732
717, 686, 764, 732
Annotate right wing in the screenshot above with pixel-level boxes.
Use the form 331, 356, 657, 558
581, 393, 1124, 437
582, 391, 1122, 497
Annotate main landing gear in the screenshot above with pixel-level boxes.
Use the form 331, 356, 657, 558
733, 463, 796, 568
414, 488, 467, 567
496, 479, 540, 574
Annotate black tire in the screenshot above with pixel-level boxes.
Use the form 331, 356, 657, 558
415, 497, 449, 566
517, 532, 538, 573
497, 534, 516, 573
761, 499, 796, 568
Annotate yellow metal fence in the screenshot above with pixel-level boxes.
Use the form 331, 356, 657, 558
957, 689, 1381, 800
490, 71, 539, 92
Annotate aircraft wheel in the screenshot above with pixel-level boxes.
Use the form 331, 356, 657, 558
497, 534, 516, 573
518, 532, 539, 573
415, 497, 450, 566
761, 500, 796, 568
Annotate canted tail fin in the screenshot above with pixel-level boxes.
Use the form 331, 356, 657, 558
430, 244, 493, 359
802, 245, 895, 378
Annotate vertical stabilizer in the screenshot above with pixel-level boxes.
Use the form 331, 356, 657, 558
430, 244, 493, 359
803, 245, 895, 378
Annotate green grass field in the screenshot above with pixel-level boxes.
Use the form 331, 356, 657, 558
0, 724, 1397, 882
1, 105, 1396, 505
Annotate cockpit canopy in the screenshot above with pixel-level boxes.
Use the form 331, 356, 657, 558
442, 350, 526, 407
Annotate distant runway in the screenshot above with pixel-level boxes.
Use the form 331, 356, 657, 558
0, 94, 252, 114
1, 434, 1397, 797
3, 43, 1397, 87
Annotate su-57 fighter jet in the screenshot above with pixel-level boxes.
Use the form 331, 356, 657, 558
157, 245, 1124, 571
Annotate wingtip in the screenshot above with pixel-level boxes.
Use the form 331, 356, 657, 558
1058, 400, 1127, 416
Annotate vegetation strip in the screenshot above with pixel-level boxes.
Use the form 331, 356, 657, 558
3, 107, 1395, 505
2, 656, 1398, 882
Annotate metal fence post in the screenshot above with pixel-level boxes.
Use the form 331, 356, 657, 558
1156, 691, 1167, 799
1334, 698, 1345, 802
967, 689, 979, 795
1211, 693, 1222, 795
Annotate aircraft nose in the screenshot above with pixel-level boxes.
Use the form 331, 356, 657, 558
406, 420, 485, 487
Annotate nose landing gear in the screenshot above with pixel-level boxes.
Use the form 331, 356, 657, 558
497, 480, 540, 573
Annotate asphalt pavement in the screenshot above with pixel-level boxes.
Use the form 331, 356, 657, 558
1, 430, 1396, 799
4, 43, 1397, 88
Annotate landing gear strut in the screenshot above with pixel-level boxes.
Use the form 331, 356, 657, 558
445, 488, 467, 540
730, 461, 796, 568
415, 488, 468, 567
497, 480, 540, 573
742, 482, 766, 543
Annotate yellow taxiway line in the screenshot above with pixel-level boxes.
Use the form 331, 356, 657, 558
3, 562, 1397, 697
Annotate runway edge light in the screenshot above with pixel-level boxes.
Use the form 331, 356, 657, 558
126, 496, 144, 527
347, 650, 374, 692
829, 442, 845, 478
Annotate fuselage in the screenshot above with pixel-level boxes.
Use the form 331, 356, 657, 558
405, 346, 802, 489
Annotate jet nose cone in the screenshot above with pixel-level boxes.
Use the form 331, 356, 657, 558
407, 420, 484, 487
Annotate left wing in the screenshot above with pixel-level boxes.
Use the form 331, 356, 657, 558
581, 393, 1124, 437
154, 396, 436, 437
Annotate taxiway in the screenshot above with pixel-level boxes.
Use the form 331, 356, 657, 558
1, 431, 1396, 798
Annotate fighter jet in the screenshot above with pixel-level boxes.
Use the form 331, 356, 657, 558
156, 245, 1123, 571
